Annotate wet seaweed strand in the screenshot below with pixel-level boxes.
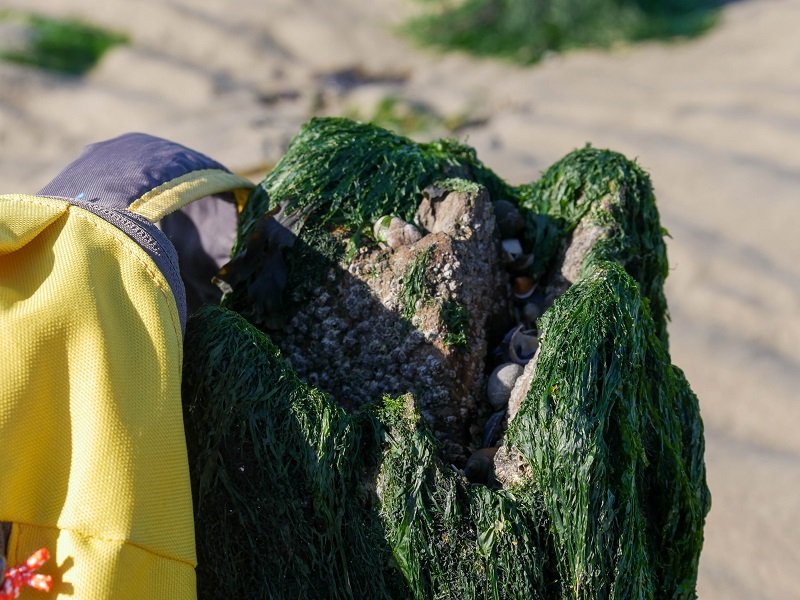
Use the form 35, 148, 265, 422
508, 262, 710, 600
236, 117, 513, 253
183, 305, 407, 599
519, 148, 670, 344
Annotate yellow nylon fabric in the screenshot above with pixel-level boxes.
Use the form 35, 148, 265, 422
0, 195, 196, 598
0, 195, 67, 255
127, 169, 254, 222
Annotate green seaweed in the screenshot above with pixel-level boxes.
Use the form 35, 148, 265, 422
401, 246, 434, 320
183, 306, 408, 599
519, 147, 669, 343
436, 177, 485, 195
228, 117, 515, 330
377, 396, 553, 599
507, 262, 710, 599
237, 117, 514, 254
0, 11, 128, 75
440, 299, 470, 348
183, 307, 553, 599
405, 0, 719, 66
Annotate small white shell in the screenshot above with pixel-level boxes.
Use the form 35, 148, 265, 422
509, 325, 539, 365
373, 215, 393, 242
501, 239, 524, 261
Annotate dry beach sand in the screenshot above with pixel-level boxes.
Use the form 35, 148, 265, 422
1, 0, 798, 597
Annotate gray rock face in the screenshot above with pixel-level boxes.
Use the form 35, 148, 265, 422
269, 187, 510, 466
541, 214, 607, 307
506, 348, 538, 423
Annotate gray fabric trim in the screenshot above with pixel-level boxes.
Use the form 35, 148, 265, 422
36, 133, 239, 334
38, 133, 229, 210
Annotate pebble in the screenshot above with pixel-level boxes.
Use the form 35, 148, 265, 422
487, 362, 524, 409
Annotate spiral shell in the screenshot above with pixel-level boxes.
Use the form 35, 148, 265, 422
374, 216, 422, 250
509, 325, 539, 365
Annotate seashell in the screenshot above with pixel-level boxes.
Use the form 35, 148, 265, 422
493, 200, 524, 238
501, 239, 523, 262
487, 362, 524, 409
508, 252, 535, 272
464, 446, 499, 485
512, 276, 536, 299
509, 325, 539, 365
373, 215, 393, 242
374, 216, 422, 250
482, 408, 507, 448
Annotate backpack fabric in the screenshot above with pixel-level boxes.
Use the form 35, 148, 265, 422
0, 133, 254, 598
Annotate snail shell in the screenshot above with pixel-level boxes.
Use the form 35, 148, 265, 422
509, 325, 539, 365
508, 252, 535, 272
512, 276, 536, 299
374, 216, 422, 250
501, 239, 524, 262
464, 447, 499, 485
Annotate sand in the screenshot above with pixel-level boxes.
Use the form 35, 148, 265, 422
1, 0, 798, 597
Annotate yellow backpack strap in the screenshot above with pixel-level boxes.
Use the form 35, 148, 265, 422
128, 168, 253, 222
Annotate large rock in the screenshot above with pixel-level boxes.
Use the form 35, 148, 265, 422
268, 185, 509, 465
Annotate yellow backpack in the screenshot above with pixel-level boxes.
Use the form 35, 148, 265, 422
0, 133, 254, 598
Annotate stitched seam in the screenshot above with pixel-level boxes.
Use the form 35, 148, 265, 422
13, 522, 196, 568
67, 208, 182, 341
0, 194, 69, 211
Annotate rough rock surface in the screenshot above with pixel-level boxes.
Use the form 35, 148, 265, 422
541, 214, 607, 307
269, 187, 510, 466
492, 444, 532, 490
506, 348, 539, 424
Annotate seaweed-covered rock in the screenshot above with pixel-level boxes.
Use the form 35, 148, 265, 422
184, 118, 710, 599
263, 184, 507, 465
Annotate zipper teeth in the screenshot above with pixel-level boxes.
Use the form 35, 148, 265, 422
71, 200, 162, 255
